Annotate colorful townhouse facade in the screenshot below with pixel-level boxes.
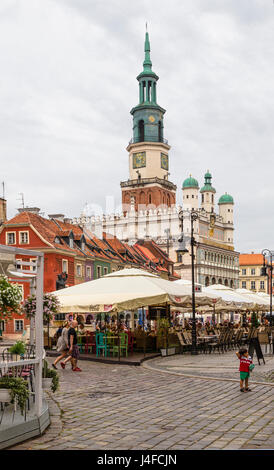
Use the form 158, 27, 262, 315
239, 253, 273, 294
0, 208, 177, 336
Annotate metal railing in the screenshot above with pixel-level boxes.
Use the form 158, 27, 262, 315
120, 176, 176, 190
128, 136, 169, 145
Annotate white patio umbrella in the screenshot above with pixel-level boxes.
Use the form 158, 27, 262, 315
235, 288, 270, 309
202, 284, 254, 311
52, 268, 220, 313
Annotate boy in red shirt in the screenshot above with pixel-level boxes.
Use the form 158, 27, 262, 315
236, 348, 253, 392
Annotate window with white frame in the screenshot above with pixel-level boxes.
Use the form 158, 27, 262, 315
97, 266, 101, 278
15, 320, 24, 332
62, 259, 68, 273
251, 268, 256, 275
260, 280, 265, 290
86, 266, 91, 279
30, 258, 37, 272
251, 281, 256, 290
242, 269, 246, 275
15, 258, 22, 270
103, 267, 108, 276
242, 281, 246, 289
6, 232, 16, 245
19, 231, 29, 244
76, 264, 82, 277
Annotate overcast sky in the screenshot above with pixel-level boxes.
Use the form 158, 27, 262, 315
1, 0, 274, 253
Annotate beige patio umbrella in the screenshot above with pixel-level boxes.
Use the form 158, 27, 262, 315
235, 288, 270, 312
53, 268, 221, 313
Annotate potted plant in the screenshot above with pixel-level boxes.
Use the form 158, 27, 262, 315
22, 293, 60, 349
0, 276, 23, 321
0, 376, 29, 415
42, 360, 59, 393
8, 340, 26, 360
158, 318, 176, 356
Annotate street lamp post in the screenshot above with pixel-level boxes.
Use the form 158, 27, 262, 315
164, 228, 170, 257
261, 249, 273, 327
176, 209, 199, 355
261, 249, 273, 353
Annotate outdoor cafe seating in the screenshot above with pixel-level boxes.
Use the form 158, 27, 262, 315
69, 316, 273, 359
76, 330, 130, 358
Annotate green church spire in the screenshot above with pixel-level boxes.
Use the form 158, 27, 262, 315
143, 31, 152, 72
137, 29, 158, 80
130, 30, 167, 144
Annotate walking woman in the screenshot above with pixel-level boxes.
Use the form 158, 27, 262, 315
52, 321, 70, 369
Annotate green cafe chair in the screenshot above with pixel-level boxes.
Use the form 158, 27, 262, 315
77, 335, 84, 354
112, 332, 128, 358
96, 332, 109, 357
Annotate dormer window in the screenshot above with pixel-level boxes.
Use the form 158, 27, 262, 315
69, 235, 74, 249
19, 231, 29, 244
55, 237, 61, 244
6, 232, 16, 245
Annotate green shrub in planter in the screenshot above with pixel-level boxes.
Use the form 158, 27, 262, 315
0, 377, 29, 415
42, 360, 59, 393
9, 341, 26, 357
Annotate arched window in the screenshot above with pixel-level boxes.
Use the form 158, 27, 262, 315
167, 194, 170, 206
148, 193, 152, 204
218, 278, 222, 284
138, 120, 144, 142
211, 194, 214, 203
224, 279, 228, 286
205, 276, 210, 286
202, 194, 204, 203
212, 277, 216, 285
230, 280, 234, 288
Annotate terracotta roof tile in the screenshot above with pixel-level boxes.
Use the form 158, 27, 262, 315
239, 254, 265, 266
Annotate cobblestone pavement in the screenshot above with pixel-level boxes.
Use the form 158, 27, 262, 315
10, 353, 274, 451
144, 350, 274, 384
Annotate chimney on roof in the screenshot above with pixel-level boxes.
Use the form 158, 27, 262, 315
48, 214, 65, 222
0, 197, 7, 224
17, 207, 40, 215
64, 218, 72, 224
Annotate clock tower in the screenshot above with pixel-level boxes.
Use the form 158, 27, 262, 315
121, 30, 177, 213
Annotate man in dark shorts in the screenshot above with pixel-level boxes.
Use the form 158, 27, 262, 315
61, 320, 82, 372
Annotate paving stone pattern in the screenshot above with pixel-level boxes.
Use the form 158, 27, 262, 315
9, 355, 274, 451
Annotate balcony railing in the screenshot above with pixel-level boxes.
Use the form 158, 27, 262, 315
128, 136, 169, 145
120, 176, 176, 190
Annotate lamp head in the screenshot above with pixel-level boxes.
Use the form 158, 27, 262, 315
176, 238, 189, 255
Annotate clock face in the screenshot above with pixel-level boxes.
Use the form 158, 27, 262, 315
133, 152, 146, 169
148, 115, 155, 123
161, 153, 169, 170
